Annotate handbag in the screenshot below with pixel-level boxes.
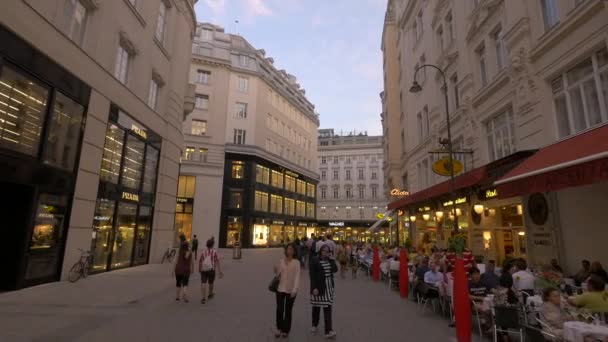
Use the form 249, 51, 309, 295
268, 275, 280, 293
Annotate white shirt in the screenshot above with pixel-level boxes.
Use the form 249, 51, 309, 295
513, 270, 535, 291
389, 259, 400, 271
277, 258, 301, 294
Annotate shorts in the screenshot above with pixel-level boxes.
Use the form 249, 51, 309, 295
200, 270, 216, 284
175, 274, 190, 287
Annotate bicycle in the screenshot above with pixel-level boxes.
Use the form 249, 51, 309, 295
161, 247, 177, 264
68, 249, 93, 283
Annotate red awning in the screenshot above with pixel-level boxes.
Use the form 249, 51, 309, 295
387, 166, 488, 210
495, 124, 608, 198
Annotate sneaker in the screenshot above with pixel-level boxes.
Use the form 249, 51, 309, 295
280, 332, 288, 338
310, 326, 318, 334
324, 331, 337, 339
208, 293, 215, 299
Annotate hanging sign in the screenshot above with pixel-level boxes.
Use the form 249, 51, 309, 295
442, 197, 468, 207
329, 221, 344, 227
432, 157, 464, 177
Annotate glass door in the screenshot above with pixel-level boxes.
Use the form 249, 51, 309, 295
91, 199, 116, 272
133, 206, 152, 265
111, 202, 137, 269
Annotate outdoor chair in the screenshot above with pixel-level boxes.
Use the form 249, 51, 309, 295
493, 305, 524, 342
523, 325, 550, 342
471, 299, 484, 341
388, 270, 399, 290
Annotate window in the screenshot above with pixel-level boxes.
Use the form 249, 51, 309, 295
155, 1, 167, 43
235, 102, 248, 119
486, 108, 516, 161
307, 183, 315, 197
148, 79, 160, 109
195, 94, 209, 109
417, 112, 424, 143
445, 12, 454, 46
239, 55, 248, 67
552, 48, 608, 138
321, 170, 327, 180
419, 55, 427, 83
271, 170, 284, 188
270, 195, 283, 214
346, 207, 351, 218
285, 175, 296, 192
100, 124, 123, 183
333, 156, 339, 164
197, 70, 210, 84
358, 169, 364, 180
477, 44, 488, 87
358, 186, 365, 199
254, 191, 269, 212
321, 188, 327, 199
333, 187, 339, 198
191, 120, 207, 135
345, 187, 352, 198
285, 198, 296, 216
256, 165, 270, 184
233, 129, 246, 144
296, 201, 306, 217
306, 203, 315, 218
237, 76, 249, 92
371, 171, 377, 180
345, 170, 351, 180
231, 161, 244, 179
201, 28, 212, 40
346, 157, 351, 164
437, 26, 444, 51
541, 0, 560, 30
371, 186, 378, 198
451, 74, 460, 109
229, 191, 243, 209
489, 34, 504, 75
114, 44, 130, 84
199, 148, 207, 162
64, 0, 88, 46
297, 180, 306, 195
43, 91, 85, 170
416, 10, 424, 41
333, 170, 339, 180
184, 146, 195, 161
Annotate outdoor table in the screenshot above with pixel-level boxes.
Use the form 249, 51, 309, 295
563, 321, 608, 342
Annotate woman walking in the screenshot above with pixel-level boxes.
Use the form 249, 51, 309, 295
336, 241, 348, 279
174, 241, 193, 302
310, 244, 338, 339
273, 244, 301, 338
199, 238, 223, 304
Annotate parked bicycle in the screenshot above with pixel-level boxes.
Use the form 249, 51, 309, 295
161, 247, 177, 264
68, 249, 93, 283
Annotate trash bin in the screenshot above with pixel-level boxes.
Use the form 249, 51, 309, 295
232, 242, 242, 259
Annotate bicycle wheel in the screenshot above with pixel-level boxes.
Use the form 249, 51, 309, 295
68, 262, 83, 282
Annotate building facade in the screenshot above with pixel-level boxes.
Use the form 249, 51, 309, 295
0, 0, 196, 290
383, 0, 608, 271
316, 129, 390, 243
181, 23, 320, 248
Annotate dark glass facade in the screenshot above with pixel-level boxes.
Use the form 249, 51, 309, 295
219, 153, 318, 248
0, 24, 90, 290
89, 106, 161, 272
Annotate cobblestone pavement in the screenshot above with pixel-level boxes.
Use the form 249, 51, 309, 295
0, 249, 456, 342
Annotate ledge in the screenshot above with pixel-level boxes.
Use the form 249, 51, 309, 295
154, 37, 171, 61
122, 0, 146, 27
471, 69, 510, 108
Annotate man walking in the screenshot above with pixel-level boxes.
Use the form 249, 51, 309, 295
192, 234, 199, 260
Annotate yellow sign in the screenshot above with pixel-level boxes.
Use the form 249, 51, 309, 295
390, 189, 410, 196
443, 197, 467, 207
418, 206, 431, 212
376, 213, 384, 219
485, 189, 498, 198
122, 192, 139, 202
131, 124, 147, 139
432, 157, 464, 177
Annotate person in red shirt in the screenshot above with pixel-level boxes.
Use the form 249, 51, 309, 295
446, 248, 475, 274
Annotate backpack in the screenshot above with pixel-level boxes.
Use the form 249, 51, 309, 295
200, 250, 214, 271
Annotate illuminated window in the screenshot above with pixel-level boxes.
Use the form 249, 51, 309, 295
270, 195, 283, 214
184, 146, 195, 161
271, 170, 284, 188
254, 191, 269, 212
255, 165, 270, 184
285, 175, 296, 192
177, 176, 196, 198
231, 161, 244, 179
64, 0, 88, 46
229, 191, 242, 209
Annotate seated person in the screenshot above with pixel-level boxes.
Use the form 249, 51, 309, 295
415, 258, 430, 281
568, 275, 608, 313
481, 260, 500, 291
389, 256, 400, 272
513, 258, 535, 296
469, 267, 488, 301
550, 259, 564, 275
573, 260, 591, 286
423, 262, 444, 298
590, 261, 608, 283
493, 272, 519, 306
540, 287, 572, 337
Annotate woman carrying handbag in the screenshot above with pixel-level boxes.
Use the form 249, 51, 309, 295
272, 243, 301, 338
310, 244, 338, 339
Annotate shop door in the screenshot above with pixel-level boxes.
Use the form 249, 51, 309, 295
0, 182, 35, 290
133, 206, 152, 265
110, 203, 137, 269
91, 199, 116, 272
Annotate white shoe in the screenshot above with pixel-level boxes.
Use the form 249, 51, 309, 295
324, 331, 336, 339
310, 326, 318, 334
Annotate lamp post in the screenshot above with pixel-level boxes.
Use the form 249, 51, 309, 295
409, 64, 459, 233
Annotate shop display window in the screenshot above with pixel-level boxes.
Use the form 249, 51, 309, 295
91, 199, 116, 271
256, 165, 270, 184
226, 217, 242, 247
121, 134, 145, 190
42, 91, 85, 170
111, 203, 137, 269
232, 161, 244, 179
296, 227, 306, 239
500, 205, 524, 227
142, 146, 159, 194
269, 225, 284, 245
253, 224, 269, 246
175, 203, 193, 242
133, 206, 152, 265
100, 124, 124, 184
0, 65, 49, 157
285, 226, 296, 243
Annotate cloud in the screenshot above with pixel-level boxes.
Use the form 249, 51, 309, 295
245, 0, 273, 16
311, 14, 323, 27
204, 0, 225, 12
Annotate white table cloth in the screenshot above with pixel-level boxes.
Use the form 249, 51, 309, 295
563, 321, 608, 342
526, 295, 543, 310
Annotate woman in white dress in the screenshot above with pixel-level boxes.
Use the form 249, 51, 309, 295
310, 244, 338, 339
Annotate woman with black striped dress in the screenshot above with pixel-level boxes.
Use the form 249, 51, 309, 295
310, 244, 338, 339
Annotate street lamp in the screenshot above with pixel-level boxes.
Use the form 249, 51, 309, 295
409, 64, 459, 233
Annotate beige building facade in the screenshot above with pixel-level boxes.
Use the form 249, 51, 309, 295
181, 23, 320, 248
383, 0, 608, 271
0, 0, 196, 289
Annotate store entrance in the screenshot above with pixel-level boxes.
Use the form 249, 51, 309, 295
0, 182, 35, 290
495, 228, 527, 265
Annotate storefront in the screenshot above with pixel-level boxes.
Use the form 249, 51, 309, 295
175, 176, 195, 243
89, 106, 161, 272
318, 221, 384, 244
0, 24, 90, 290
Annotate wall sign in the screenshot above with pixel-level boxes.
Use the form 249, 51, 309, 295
390, 189, 410, 196
442, 197, 467, 207
122, 192, 139, 202
298, 223, 308, 227
485, 189, 498, 199
285, 170, 299, 178
272, 220, 285, 225
417, 206, 431, 212
329, 221, 344, 227
131, 124, 147, 140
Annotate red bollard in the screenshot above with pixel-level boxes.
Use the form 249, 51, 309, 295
372, 246, 380, 282
454, 258, 472, 342
399, 249, 409, 298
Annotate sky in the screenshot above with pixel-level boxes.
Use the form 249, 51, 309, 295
194, 0, 387, 135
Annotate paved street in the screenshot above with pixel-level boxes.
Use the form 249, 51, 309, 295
0, 249, 455, 342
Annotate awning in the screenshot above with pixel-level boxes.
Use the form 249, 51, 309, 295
495, 124, 608, 198
387, 151, 535, 210
368, 209, 395, 232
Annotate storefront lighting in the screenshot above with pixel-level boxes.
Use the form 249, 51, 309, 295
489, 208, 496, 216
474, 204, 484, 215
422, 213, 430, 221
518, 231, 526, 236
517, 204, 523, 215
455, 208, 462, 216
410, 215, 417, 222
435, 211, 444, 220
